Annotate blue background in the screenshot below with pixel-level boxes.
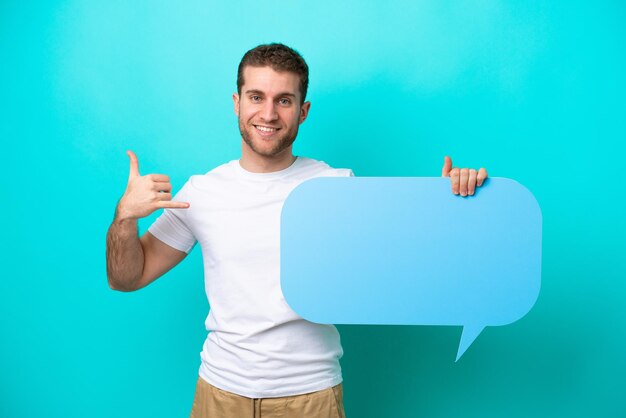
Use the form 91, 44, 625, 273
2, 1, 625, 417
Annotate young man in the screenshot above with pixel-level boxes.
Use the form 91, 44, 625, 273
105, 43, 487, 418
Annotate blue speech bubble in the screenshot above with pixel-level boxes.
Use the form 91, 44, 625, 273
280, 177, 541, 361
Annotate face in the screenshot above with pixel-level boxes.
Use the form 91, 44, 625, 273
233, 66, 310, 159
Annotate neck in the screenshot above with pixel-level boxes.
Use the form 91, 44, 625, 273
239, 141, 297, 173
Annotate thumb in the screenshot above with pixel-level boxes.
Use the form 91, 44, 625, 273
127, 150, 140, 180
441, 155, 452, 177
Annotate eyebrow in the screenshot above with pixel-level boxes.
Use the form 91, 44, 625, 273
245, 89, 297, 98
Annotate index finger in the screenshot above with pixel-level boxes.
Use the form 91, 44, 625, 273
148, 174, 171, 183
449, 167, 460, 195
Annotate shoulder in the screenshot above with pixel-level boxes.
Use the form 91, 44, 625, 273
295, 157, 354, 179
184, 160, 239, 192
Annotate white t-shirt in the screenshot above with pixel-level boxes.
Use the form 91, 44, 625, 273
148, 157, 353, 398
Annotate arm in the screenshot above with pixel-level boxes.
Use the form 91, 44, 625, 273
106, 222, 188, 292
106, 151, 190, 292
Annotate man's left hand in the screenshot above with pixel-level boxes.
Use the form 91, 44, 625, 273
441, 156, 488, 196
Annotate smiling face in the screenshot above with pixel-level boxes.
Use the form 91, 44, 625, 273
233, 66, 310, 169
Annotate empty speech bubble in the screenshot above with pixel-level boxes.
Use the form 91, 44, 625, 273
280, 177, 541, 361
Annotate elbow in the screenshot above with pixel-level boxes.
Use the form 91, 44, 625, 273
107, 274, 140, 292
108, 281, 130, 292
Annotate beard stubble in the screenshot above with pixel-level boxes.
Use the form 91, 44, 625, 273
238, 118, 299, 158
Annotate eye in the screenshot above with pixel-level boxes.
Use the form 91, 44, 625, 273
250, 95, 261, 103
278, 98, 292, 106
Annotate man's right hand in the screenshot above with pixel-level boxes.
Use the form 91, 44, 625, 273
116, 150, 190, 221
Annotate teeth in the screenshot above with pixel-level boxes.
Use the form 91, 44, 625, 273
255, 125, 277, 132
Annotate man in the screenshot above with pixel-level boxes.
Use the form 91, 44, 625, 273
106, 43, 487, 418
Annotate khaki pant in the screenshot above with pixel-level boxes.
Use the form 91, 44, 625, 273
190, 377, 346, 418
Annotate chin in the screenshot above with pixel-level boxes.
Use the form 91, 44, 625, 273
243, 133, 296, 158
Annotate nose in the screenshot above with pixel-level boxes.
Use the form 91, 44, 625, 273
260, 100, 278, 122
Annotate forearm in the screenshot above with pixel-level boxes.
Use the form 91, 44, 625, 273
106, 208, 145, 291
107, 151, 189, 290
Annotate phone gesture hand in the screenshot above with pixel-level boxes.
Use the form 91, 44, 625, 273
117, 150, 189, 220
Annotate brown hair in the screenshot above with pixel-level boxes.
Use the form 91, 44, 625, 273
237, 43, 309, 104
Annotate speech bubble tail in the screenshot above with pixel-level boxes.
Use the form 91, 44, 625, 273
456, 325, 485, 362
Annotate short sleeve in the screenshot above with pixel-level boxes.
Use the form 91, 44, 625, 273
147, 180, 197, 253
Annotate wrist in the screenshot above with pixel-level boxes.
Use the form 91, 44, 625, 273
114, 198, 138, 223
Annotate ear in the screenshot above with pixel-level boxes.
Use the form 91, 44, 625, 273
299, 101, 311, 124
233, 93, 240, 117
